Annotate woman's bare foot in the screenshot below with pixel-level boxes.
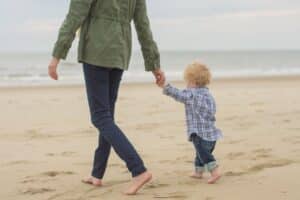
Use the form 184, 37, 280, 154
190, 172, 203, 179
124, 171, 152, 195
207, 168, 221, 184
82, 176, 103, 187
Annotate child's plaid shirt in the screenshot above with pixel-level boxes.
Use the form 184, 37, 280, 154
163, 84, 223, 142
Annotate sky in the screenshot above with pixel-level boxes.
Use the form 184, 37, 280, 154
0, 0, 299, 52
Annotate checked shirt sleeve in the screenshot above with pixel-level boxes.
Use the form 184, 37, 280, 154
163, 84, 193, 104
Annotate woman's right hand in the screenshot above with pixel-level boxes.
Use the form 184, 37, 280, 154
48, 57, 60, 80
152, 68, 165, 87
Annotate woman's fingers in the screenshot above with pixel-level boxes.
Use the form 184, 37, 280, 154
48, 58, 60, 80
156, 71, 165, 85
48, 65, 58, 80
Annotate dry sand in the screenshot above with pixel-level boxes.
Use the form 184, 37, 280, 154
0, 77, 300, 200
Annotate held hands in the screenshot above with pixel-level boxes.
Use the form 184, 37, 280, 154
152, 68, 166, 88
48, 57, 60, 80
49, 60, 166, 86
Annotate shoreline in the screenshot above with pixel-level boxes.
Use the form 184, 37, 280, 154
1, 74, 299, 90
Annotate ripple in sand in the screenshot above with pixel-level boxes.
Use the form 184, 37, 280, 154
21, 187, 55, 195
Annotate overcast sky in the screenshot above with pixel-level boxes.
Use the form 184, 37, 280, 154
1, 0, 299, 52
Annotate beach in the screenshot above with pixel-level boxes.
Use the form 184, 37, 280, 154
0, 76, 300, 200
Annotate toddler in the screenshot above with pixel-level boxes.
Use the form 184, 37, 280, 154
158, 62, 222, 184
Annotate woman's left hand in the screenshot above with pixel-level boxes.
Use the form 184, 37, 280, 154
48, 57, 60, 80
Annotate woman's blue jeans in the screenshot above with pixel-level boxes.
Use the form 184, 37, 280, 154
83, 63, 146, 178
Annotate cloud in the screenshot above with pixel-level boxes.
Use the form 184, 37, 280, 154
152, 9, 300, 26
1, 1, 300, 51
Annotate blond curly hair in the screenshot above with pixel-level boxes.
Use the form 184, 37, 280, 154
184, 62, 211, 87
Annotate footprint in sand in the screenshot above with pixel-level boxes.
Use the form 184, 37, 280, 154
238, 121, 257, 128
224, 171, 246, 177
4, 160, 36, 166
153, 192, 187, 199
105, 179, 128, 186
252, 148, 272, 159
145, 182, 170, 189
26, 129, 53, 139
283, 119, 291, 123
46, 153, 55, 157
75, 129, 95, 136
50, 98, 60, 102
226, 139, 245, 144
225, 159, 293, 177
73, 161, 90, 166
46, 152, 77, 157
176, 143, 188, 147
61, 151, 77, 157
21, 187, 55, 195
256, 109, 264, 113
160, 135, 175, 139
20, 178, 37, 184
135, 122, 160, 131
224, 116, 238, 121
226, 152, 245, 160
247, 159, 293, 173
41, 171, 75, 177
160, 160, 174, 164
283, 135, 300, 144
22, 171, 76, 184
249, 102, 265, 106
108, 163, 123, 168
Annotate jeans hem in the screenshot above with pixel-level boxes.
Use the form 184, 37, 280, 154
91, 171, 104, 180
206, 161, 218, 172
195, 166, 205, 173
132, 166, 147, 177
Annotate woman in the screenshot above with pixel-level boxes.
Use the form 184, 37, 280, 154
48, 0, 165, 195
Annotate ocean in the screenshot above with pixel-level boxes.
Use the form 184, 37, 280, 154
0, 50, 299, 87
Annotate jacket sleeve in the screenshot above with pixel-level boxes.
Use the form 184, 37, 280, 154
163, 84, 193, 104
134, 0, 160, 71
52, 0, 94, 59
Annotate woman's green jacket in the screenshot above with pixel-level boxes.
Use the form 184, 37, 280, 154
52, 0, 160, 71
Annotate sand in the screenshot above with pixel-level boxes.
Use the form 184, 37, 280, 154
0, 76, 300, 200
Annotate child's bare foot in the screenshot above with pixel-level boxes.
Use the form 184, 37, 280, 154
124, 171, 152, 195
82, 176, 103, 187
207, 168, 221, 184
190, 172, 203, 179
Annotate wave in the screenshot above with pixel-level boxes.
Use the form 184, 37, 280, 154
1, 67, 300, 87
